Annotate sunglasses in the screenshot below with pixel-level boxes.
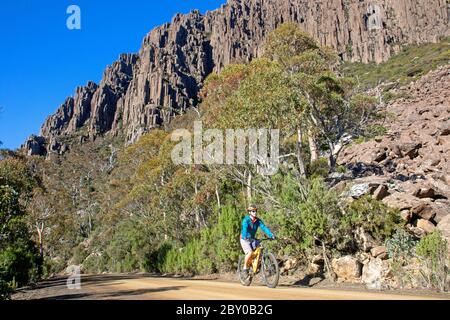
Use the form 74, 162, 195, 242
249, 210, 257, 213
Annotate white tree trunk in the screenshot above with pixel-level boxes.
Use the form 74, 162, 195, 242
297, 128, 307, 178
308, 129, 319, 163
247, 171, 253, 203
215, 184, 221, 211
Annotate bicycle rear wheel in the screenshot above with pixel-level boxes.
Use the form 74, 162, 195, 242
261, 252, 279, 288
237, 255, 253, 286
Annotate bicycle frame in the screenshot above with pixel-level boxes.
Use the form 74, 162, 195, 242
247, 239, 269, 274
251, 247, 263, 274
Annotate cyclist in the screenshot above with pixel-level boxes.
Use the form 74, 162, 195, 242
240, 204, 275, 276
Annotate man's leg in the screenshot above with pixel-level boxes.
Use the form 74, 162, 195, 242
240, 239, 253, 272
244, 252, 253, 270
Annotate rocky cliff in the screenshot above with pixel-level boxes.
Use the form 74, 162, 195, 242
338, 64, 450, 242
24, 0, 449, 156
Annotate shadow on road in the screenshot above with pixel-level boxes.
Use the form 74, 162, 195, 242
293, 274, 325, 287
41, 286, 186, 300
20, 274, 153, 291
14, 274, 188, 300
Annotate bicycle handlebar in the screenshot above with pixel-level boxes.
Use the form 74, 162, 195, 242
258, 237, 276, 242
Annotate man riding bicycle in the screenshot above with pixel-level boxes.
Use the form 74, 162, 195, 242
240, 204, 275, 275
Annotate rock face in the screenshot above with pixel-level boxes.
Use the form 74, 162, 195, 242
24, 135, 47, 156
23, 0, 449, 156
340, 65, 450, 237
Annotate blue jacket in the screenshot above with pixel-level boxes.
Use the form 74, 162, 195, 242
241, 215, 273, 240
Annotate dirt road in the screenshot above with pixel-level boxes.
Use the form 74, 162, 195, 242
12, 274, 449, 300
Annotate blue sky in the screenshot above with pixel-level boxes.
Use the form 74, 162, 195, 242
0, 0, 226, 150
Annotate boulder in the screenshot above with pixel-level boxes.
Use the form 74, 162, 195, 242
348, 184, 371, 199
356, 252, 372, 265
362, 258, 390, 290
437, 215, 450, 250
383, 192, 422, 211
400, 142, 422, 159
281, 258, 298, 274
308, 255, 324, 275
346, 178, 387, 199
331, 180, 350, 195
439, 124, 450, 136
416, 219, 436, 234
413, 187, 436, 199
373, 148, 388, 162
432, 201, 450, 223
400, 210, 412, 222
331, 256, 362, 282
417, 219, 436, 234
283, 258, 298, 271
372, 185, 390, 201
408, 225, 427, 238
411, 203, 436, 220
370, 246, 388, 259
355, 227, 376, 252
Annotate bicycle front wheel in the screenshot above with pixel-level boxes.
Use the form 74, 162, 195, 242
261, 252, 279, 288
237, 255, 253, 286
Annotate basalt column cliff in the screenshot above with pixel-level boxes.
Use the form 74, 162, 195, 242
24, 0, 450, 156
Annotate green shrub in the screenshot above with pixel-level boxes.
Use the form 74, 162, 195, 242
212, 204, 242, 272
0, 241, 42, 300
72, 244, 89, 266
344, 196, 401, 245
264, 177, 348, 258
308, 158, 330, 178
0, 278, 12, 300
158, 204, 242, 275
415, 231, 449, 292
0, 157, 42, 300
103, 218, 157, 273
352, 125, 388, 144
299, 178, 346, 251
385, 229, 417, 260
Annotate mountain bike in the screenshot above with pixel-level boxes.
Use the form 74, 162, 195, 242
237, 238, 280, 288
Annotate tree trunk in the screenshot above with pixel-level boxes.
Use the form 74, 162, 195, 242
36, 223, 44, 259
194, 181, 201, 229
215, 184, 221, 212
308, 129, 319, 163
328, 143, 337, 173
88, 212, 92, 235
297, 128, 307, 178
163, 211, 168, 241
247, 171, 253, 203
328, 154, 337, 173
321, 240, 337, 282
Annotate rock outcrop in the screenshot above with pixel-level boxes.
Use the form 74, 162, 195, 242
23, 0, 449, 156
339, 65, 450, 238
